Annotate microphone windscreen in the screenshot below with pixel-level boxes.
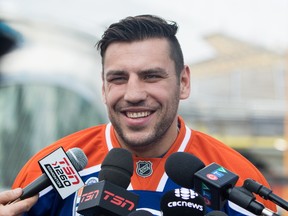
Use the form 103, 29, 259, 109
66, 148, 88, 171
160, 188, 206, 216
128, 210, 153, 216
205, 210, 228, 216
243, 178, 262, 193
165, 152, 205, 188
98, 148, 133, 188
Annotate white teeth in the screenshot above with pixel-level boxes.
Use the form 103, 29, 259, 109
126, 111, 151, 118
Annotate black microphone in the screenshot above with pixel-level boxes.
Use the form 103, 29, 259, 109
194, 163, 279, 216
160, 187, 206, 216
165, 152, 205, 189
228, 186, 280, 216
165, 152, 238, 210
98, 148, 133, 189
77, 148, 139, 216
127, 210, 153, 216
243, 178, 288, 211
20, 147, 88, 200
205, 210, 228, 216
165, 152, 279, 216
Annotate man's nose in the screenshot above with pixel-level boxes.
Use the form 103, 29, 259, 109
124, 78, 147, 103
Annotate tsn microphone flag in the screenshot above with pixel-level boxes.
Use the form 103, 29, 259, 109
77, 180, 139, 216
194, 163, 239, 210
38, 147, 84, 199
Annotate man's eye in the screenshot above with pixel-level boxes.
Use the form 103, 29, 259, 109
108, 76, 126, 83
112, 77, 124, 81
144, 74, 162, 80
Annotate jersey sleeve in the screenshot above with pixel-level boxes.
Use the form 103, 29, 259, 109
13, 125, 106, 189
12, 145, 60, 188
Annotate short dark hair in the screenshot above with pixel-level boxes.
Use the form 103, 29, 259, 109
96, 14, 184, 76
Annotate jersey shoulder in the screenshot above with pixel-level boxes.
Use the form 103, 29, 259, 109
187, 130, 276, 211
188, 130, 267, 183
13, 124, 108, 188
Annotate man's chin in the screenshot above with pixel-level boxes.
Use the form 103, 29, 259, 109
122, 137, 154, 149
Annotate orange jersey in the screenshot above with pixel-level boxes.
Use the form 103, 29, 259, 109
13, 116, 277, 215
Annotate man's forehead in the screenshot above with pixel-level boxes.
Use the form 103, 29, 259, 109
104, 38, 170, 56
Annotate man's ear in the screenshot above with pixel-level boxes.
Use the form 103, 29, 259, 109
179, 65, 191, 99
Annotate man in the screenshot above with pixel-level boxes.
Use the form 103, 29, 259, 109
0, 188, 38, 216
13, 15, 276, 215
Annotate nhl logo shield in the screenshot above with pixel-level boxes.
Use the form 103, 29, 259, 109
136, 161, 153, 177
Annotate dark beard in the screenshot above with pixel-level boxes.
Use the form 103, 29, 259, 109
112, 113, 175, 149
110, 90, 180, 149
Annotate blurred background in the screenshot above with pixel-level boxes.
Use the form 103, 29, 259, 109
0, 0, 287, 214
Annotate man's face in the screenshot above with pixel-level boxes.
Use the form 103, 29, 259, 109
102, 38, 189, 149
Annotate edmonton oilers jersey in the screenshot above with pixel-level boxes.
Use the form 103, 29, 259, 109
13, 117, 276, 215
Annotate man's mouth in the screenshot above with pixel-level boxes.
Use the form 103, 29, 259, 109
126, 111, 151, 119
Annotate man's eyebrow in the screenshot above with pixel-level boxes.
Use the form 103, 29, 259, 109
105, 70, 127, 77
139, 67, 167, 73
139, 68, 168, 75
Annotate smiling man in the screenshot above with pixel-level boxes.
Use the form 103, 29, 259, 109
102, 37, 189, 158
13, 15, 276, 215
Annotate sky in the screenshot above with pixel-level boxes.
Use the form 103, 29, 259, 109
0, 0, 287, 63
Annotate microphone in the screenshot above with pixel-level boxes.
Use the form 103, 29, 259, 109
165, 152, 279, 216
20, 147, 87, 200
160, 187, 206, 216
243, 178, 288, 211
205, 210, 228, 216
165, 152, 205, 188
98, 147, 133, 188
165, 152, 237, 210
127, 210, 153, 216
77, 148, 139, 216
228, 186, 280, 216
194, 163, 280, 216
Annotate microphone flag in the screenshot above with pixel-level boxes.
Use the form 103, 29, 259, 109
77, 180, 139, 216
194, 162, 239, 210
38, 147, 84, 199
